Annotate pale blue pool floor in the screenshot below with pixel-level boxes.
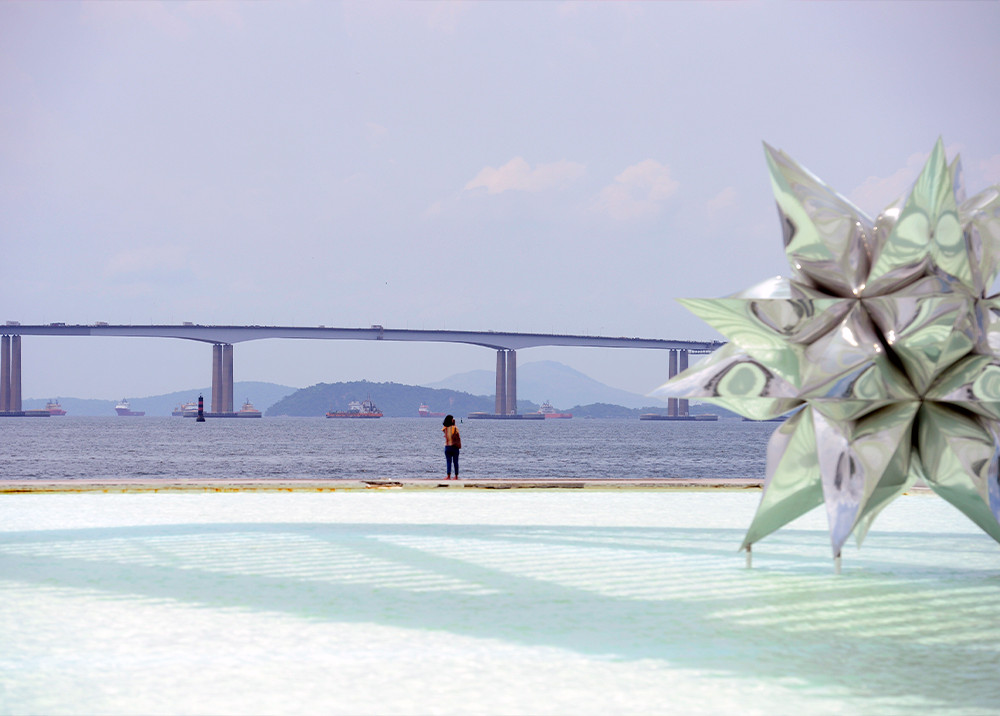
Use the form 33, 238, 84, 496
2, 491, 998, 715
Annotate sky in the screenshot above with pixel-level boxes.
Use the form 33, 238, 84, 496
3, 1, 1000, 401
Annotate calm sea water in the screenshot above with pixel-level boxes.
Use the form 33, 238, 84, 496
0, 416, 775, 481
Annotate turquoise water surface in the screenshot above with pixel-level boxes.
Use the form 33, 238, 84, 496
2, 490, 998, 715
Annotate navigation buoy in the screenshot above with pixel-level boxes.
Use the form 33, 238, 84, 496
196, 394, 206, 422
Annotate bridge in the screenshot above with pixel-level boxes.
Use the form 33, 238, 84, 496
0, 323, 724, 417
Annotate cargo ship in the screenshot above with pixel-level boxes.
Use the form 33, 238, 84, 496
534, 400, 572, 419
46, 400, 67, 416
172, 401, 197, 417
115, 399, 145, 417
326, 397, 382, 418
237, 399, 262, 418
418, 403, 447, 418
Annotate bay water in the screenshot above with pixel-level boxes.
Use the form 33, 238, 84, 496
0, 416, 774, 481
3, 417, 1000, 714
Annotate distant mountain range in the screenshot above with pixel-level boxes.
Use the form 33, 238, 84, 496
21, 362, 680, 417
424, 360, 667, 410
22, 382, 298, 417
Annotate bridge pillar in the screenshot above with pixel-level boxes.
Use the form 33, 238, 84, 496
495, 350, 506, 415
1, 335, 9, 412
667, 350, 678, 417
494, 350, 518, 416
223, 343, 234, 413
210, 343, 234, 414
10, 335, 21, 412
678, 349, 688, 417
212, 344, 222, 413
505, 350, 516, 415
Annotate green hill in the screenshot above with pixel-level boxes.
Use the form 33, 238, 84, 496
265, 380, 537, 418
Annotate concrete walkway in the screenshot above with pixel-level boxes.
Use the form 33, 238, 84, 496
0, 477, 765, 493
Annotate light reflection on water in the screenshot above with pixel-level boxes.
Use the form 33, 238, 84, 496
1, 491, 998, 714
0, 416, 774, 480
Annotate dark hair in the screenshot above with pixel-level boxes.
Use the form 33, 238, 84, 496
442, 415, 455, 427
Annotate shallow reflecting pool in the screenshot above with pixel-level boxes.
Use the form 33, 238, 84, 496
2, 490, 998, 715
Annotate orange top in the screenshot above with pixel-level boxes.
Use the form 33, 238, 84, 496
443, 425, 460, 447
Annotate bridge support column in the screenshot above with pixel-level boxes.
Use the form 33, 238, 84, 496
211, 343, 234, 414
10, 335, 21, 412
223, 344, 234, 413
667, 350, 679, 417
1, 335, 9, 412
493, 349, 518, 416
495, 350, 507, 416
212, 344, 222, 413
505, 350, 516, 415
678, 349, 688, 417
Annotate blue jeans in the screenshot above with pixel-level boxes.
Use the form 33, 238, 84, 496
445, 446, 460, 476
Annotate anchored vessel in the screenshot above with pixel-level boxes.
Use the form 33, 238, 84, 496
534, 400, 572, 419
172, 401, 197, 417
327, 397, 383, 419
237, 399, 262, 418
46, 400, 66, 416
418, 403, 447, 418
115, 399, 145, 417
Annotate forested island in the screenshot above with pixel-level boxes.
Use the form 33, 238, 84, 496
265, 380, 733, 419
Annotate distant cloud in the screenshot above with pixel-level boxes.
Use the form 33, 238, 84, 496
592, 159, 679, 220
844, 142, 1000, 213
464, 157, 586, 195
979, 154, 1000, 186
706, 186, 738, 214
848, 152, 927, 215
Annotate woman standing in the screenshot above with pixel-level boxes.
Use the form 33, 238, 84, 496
442, 414, 461, 480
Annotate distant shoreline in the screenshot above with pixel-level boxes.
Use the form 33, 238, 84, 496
1, 478, 765, 494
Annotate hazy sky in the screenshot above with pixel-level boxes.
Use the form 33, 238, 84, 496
3, 1, 1000, 400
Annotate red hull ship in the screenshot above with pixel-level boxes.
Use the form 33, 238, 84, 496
418, 404, 447, 418
535, 401, 572, 419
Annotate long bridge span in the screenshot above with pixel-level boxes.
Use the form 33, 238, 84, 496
0, 323, 723, 417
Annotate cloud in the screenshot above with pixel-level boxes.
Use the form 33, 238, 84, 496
592, 159, 679, 220
845, 143, 1000, 213
464, 157, 586, 195
978, 154, 1000, 186
847, 152, 927, 215
706, 186, 738, 214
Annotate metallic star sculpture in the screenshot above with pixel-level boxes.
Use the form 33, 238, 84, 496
656, 139, 1000, 565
